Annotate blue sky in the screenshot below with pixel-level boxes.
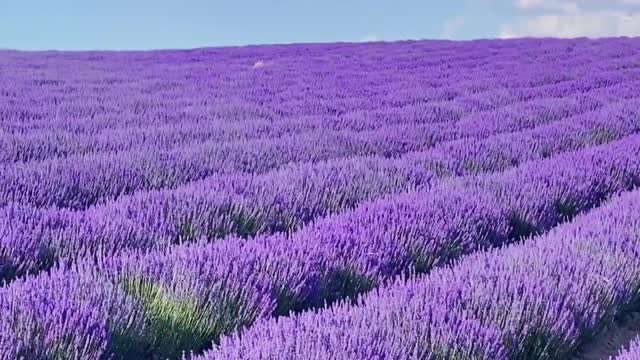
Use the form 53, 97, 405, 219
1, 0, 640, 50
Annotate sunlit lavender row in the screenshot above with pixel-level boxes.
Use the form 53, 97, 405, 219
2, 133, 640, 359
202, 187, 640, 360
1, 37, 640, 360
3, 89, 631, 210
2, 96, 639, 282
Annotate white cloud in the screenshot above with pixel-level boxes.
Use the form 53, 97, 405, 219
513, 0, 640, 11
517, 0, 579, 13
517, 0, 542, 8
497, 0, 640, 38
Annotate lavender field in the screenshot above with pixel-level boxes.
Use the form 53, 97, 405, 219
1, 38, 640, 360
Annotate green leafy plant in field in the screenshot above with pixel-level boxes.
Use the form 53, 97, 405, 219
120, 277, 219, 359
118, 274, 262, 359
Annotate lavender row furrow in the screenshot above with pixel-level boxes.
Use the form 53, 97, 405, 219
3, 38, 634, 133
0, 125, 450, 210
0, 41, 531, 131
0, 97, 466, 164
2, 98, 637, 283
203, 187, 640, 360
3, 134, 639, 359
2, 71, 579, 164
122, 135, 639, 357
0, 80, 574, 165
2, 37, 640, 360
0, 92, 602, 210
2, 38, 637, 171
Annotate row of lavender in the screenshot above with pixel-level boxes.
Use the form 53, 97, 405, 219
201, 185, 640, 360
0, 77, 619, 165
0, 40, 547, 138
1, 38, 640, 360
119, 134, 639, 358
2, 38, 634, 130
2, 83, 632, 210
2, 132, 639, 359
1, 39, 638, 165
2, 97, 638, 283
